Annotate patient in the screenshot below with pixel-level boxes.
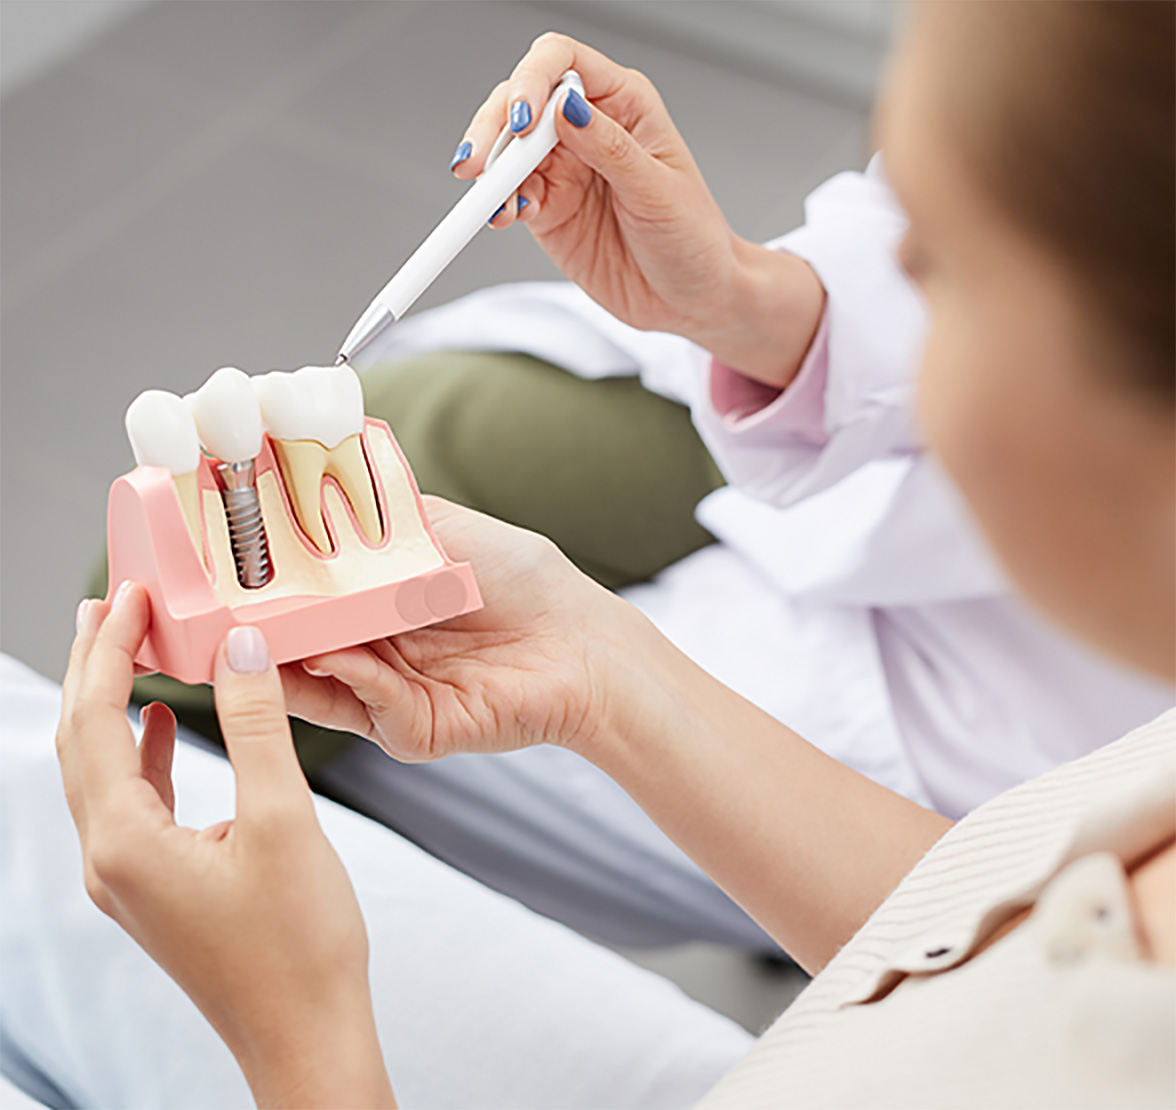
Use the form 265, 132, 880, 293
5, 2, 1173, 1107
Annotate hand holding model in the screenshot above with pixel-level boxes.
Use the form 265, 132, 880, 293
456, 33, 826, 387
59, 585, 396, 1108
280, 497, 630, 761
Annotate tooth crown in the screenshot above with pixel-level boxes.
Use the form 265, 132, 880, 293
125, 389, 201, 475
185, 366, 264, 462
253, 365, 365, 450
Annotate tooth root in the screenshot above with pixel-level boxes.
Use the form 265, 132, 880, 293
325, 433, 383, 545
272, 439, 332, 553
173, 470, 205, 561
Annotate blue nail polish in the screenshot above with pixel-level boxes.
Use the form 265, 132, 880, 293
450, 140, 472, 170
562, 88, 591, 128
517, 196, 530, 211
488, 202, 506, 225
509, 99, 532, 133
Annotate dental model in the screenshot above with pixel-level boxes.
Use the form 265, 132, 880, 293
185, 367, 271, 589
124, 389, 203, 550
107, 363, 481, 683
253, 366, 382, 553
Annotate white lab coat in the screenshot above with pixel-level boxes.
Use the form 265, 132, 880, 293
367, 156, 1173, 819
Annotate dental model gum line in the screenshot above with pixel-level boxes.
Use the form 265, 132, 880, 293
252, 365, 383, 554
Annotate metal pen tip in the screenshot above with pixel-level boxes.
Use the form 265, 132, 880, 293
337, 303, 396, 368
335, 353, 348, 366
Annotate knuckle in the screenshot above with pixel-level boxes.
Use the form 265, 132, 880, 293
532, 30, 567, 51
82, 863, 113, 914
221, 688, 283, 734
86, 833, 136, 892
247, 799, 315, 846
602, 124, 632, 165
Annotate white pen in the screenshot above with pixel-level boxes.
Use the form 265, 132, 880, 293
336, 70, 584, 367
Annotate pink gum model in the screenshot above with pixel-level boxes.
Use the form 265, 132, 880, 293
106, 417, 482, 684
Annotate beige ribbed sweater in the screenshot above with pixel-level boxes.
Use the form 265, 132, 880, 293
701, 709, 1176, 1109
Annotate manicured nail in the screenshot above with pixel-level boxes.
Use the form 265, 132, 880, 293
227, 625, 269, 675
488, 201, 506, 225
517, 196, 530, 211
509, 99, 532, 133
303, 661, 329, 678
450, 140, 472, 170
562, 88, 591, 128
112, 580, 133, 610
76, 599, 93, 634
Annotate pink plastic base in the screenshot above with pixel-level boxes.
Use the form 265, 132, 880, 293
106, 418, 482, 685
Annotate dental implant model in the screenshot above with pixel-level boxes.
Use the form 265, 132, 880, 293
253, 365, 382, 554
105, 361, 481, 683
185, 367, 271, 589
124, 389, 203, 550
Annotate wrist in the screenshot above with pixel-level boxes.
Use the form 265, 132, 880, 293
235, 995, 395, 1109
692, 239, 826, 390
568, 592, 703, 771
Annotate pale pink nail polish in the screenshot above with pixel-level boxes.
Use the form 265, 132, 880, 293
76, 599, 92, 634
227, 625, 269, 674
112, 580, 133, 609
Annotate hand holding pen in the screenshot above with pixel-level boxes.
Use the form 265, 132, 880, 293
339, 33, 825, 388
448, 33, 826, 388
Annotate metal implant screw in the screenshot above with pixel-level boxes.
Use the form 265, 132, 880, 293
217, 460, 271, 588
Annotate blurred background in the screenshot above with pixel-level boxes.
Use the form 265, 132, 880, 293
1, 0, 894, 1032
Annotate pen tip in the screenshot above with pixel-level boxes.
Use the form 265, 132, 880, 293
335, 353, 348, 367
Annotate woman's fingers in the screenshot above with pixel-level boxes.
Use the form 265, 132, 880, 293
451, 81, 508, 179
280, 663, 378, 740
213, 626, 313, 825
552, 88, 665, 205
455, 33, 651, 179
505, 33, 630, 135
66, 582, 152, 798
61, 596, 107, 721
299, 644, 430, 758
138, 702, 177, 815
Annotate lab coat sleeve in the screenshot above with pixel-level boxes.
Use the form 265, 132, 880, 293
692, 153, 927, 507
366, 156, 1007, 602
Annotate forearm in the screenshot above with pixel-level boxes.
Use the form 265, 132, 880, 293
578, 599, 951, 973
688, 238, 827, 390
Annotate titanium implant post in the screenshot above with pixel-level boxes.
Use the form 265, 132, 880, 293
217, 460, 271, 588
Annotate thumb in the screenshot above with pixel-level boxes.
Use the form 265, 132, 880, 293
553, 88, 665, 203
213, 625, 311, 822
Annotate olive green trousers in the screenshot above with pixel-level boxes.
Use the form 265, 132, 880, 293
91, 352, 724, 773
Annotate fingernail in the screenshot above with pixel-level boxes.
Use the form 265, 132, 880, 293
488, 201, 506, 225
303, 661, 329, 678
509, 99, 532, 133
449, 140, 472, 170
227, 625, 269, 675
76, 599, 93, 634
112, 580, 133, 609
517, 196, 530, 211
562, 88, 591, 128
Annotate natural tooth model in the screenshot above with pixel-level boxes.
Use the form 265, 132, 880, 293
253, 365, 382, 553
185, 367, 271, 588
124, 389, 204, 549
